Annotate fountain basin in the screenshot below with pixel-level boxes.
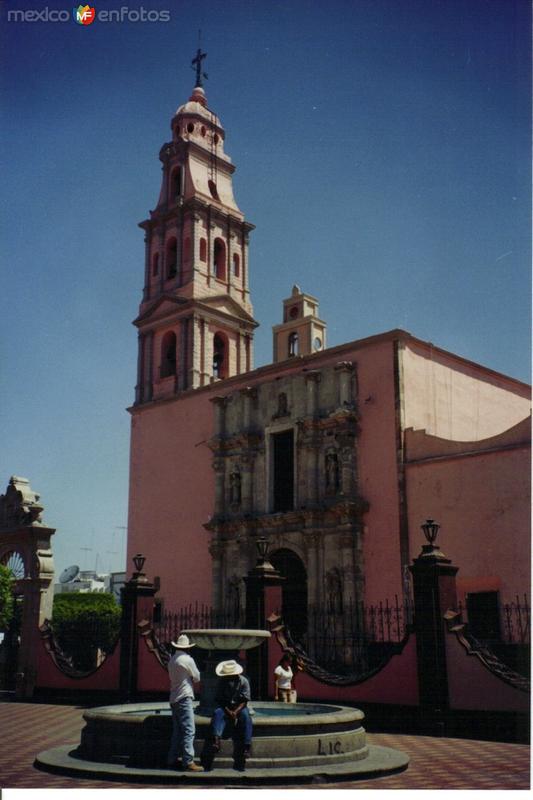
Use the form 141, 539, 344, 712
76, 701, 368, 769
182, 628, 271, 650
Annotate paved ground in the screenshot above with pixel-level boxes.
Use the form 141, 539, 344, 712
1, 699, 530, 791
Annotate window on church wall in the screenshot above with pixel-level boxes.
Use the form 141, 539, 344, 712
288, 332, 299, 357
152, 252, 159, 277
171, 167, 182, 202
272, 429, 294, 512
233, 252, 240, 278
213, 333, 227, 379
214, 238, 226, 281
160, 331, 177, 378
199, 238, 207, 262
166, 237, 177, 278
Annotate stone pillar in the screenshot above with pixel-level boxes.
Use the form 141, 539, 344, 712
244, 545, 285, 700
409, 522, 458, 736
209, 539, 224, 611
305, 370, 321, 416
120, 555, 156, 702
335, 361, 355, 408
142, 232, 151, 302
135, 332, 145, 404
240, 386, 256, 430
240, 453, 254, 514
212, 458, 226, 517
189, 315, 202, 389
211, 395, 228, 437
143, 330, 154, 402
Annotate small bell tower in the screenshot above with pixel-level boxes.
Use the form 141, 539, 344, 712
272, 285, 327, 362
134, 52, 258, 404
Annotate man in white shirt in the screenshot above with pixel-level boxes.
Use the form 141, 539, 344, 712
167, 633, 203, 771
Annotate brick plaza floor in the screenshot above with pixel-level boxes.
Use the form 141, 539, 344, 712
0, 699, 530, 791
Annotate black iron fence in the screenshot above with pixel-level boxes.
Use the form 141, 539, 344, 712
457, 595, 530, 645
152, 603, 245, 647
294, 596, 413, 674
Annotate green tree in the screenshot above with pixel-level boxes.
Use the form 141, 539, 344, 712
0, 564, 14, 630
52, 592, 121, 671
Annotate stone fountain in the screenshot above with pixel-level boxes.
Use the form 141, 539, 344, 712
35, 623, 409, 783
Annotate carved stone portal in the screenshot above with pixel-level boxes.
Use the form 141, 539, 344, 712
0, 476, 55, 699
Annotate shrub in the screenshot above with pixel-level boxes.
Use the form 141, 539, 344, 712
52, 592, 121, 672
0, 565, 14, 630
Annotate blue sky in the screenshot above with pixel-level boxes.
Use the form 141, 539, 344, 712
1, 0, 530, 579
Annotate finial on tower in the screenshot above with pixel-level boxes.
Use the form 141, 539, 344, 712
191, 31, 208, 89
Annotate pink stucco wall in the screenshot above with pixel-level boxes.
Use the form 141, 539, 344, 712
127, 332, 405, 611
405, 429, 531, 601
36, 637, 120, 691
444, 629, 529, 713
268, 629, 419, 706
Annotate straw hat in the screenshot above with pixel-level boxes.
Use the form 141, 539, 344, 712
170, 634, 196, 649
215, 659, 243, 677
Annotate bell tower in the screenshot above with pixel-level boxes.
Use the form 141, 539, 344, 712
272, 285, 327, 362
134, 52, 258, 404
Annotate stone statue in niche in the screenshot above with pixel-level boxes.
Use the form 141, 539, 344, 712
226, 575, 242, 624
273, 392, 289, 419
326, 567, 344, 614
325, 451, 340, 495
229, 469, 242, 506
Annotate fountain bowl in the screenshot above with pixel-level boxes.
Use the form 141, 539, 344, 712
182, 628, 270, 650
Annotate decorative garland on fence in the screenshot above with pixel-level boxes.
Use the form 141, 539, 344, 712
268, 612, 411, 687
39, 619, 118, 679
137, 618, 171, 668
444, 609, 530, 693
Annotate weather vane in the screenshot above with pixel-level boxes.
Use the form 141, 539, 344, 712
191, 31, 208, 88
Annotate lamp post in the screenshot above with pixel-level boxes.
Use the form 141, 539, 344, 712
409, 518, 458, 735
419, 519, 447, 560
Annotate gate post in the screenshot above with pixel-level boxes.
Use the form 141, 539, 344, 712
244, 537, 284, 699
120, 554, 156, 702
409, 519, 458, 735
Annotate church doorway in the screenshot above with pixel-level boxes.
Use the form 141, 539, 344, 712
270, 548, 307, 641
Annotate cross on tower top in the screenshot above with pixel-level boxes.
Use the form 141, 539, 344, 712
191, 47, 208, 88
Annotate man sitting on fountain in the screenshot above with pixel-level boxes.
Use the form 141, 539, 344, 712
167, 633, 204, 772
202, 659, 253, 772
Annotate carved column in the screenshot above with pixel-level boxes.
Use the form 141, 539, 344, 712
143, 330, 154, 402
203, 319, 213, 385
305, 370, 321, 416
142, 232, 151, 302
158, 226, 166, 294
209, 538, 225, 612
335, 361, 355, 407
212, 458, 226, 517
240, 386, 256, 430
240, 453, 254, 514
339, 531, 356, 608
188, 315, 202, 389
135, 333, 145, 404
211, 395, 228, 437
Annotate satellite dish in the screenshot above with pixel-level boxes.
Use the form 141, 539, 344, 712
59, 564, 80, 584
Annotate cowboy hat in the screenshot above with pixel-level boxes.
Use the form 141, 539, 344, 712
215, 659, 243, 677
170, 633, 196, 649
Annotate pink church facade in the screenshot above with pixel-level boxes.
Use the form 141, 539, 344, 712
126, 78, 531, 635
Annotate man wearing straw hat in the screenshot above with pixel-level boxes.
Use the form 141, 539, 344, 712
201, 659, 253, 772
166, 633, 204, 772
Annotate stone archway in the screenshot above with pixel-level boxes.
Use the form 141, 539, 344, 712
270, 548, 307, 641
0, 476, 55, 698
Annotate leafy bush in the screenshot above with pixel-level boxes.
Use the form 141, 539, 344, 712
0, 565, 14, 630
52, 592, 121, 671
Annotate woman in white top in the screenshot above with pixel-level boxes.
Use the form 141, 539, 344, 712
274, 653, 294, 702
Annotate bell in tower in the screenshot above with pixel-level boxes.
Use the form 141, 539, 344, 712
134, 52, 258, 404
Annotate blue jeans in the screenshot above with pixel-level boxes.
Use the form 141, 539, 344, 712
167, 696, 195, 767
211, 705, 253, 746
